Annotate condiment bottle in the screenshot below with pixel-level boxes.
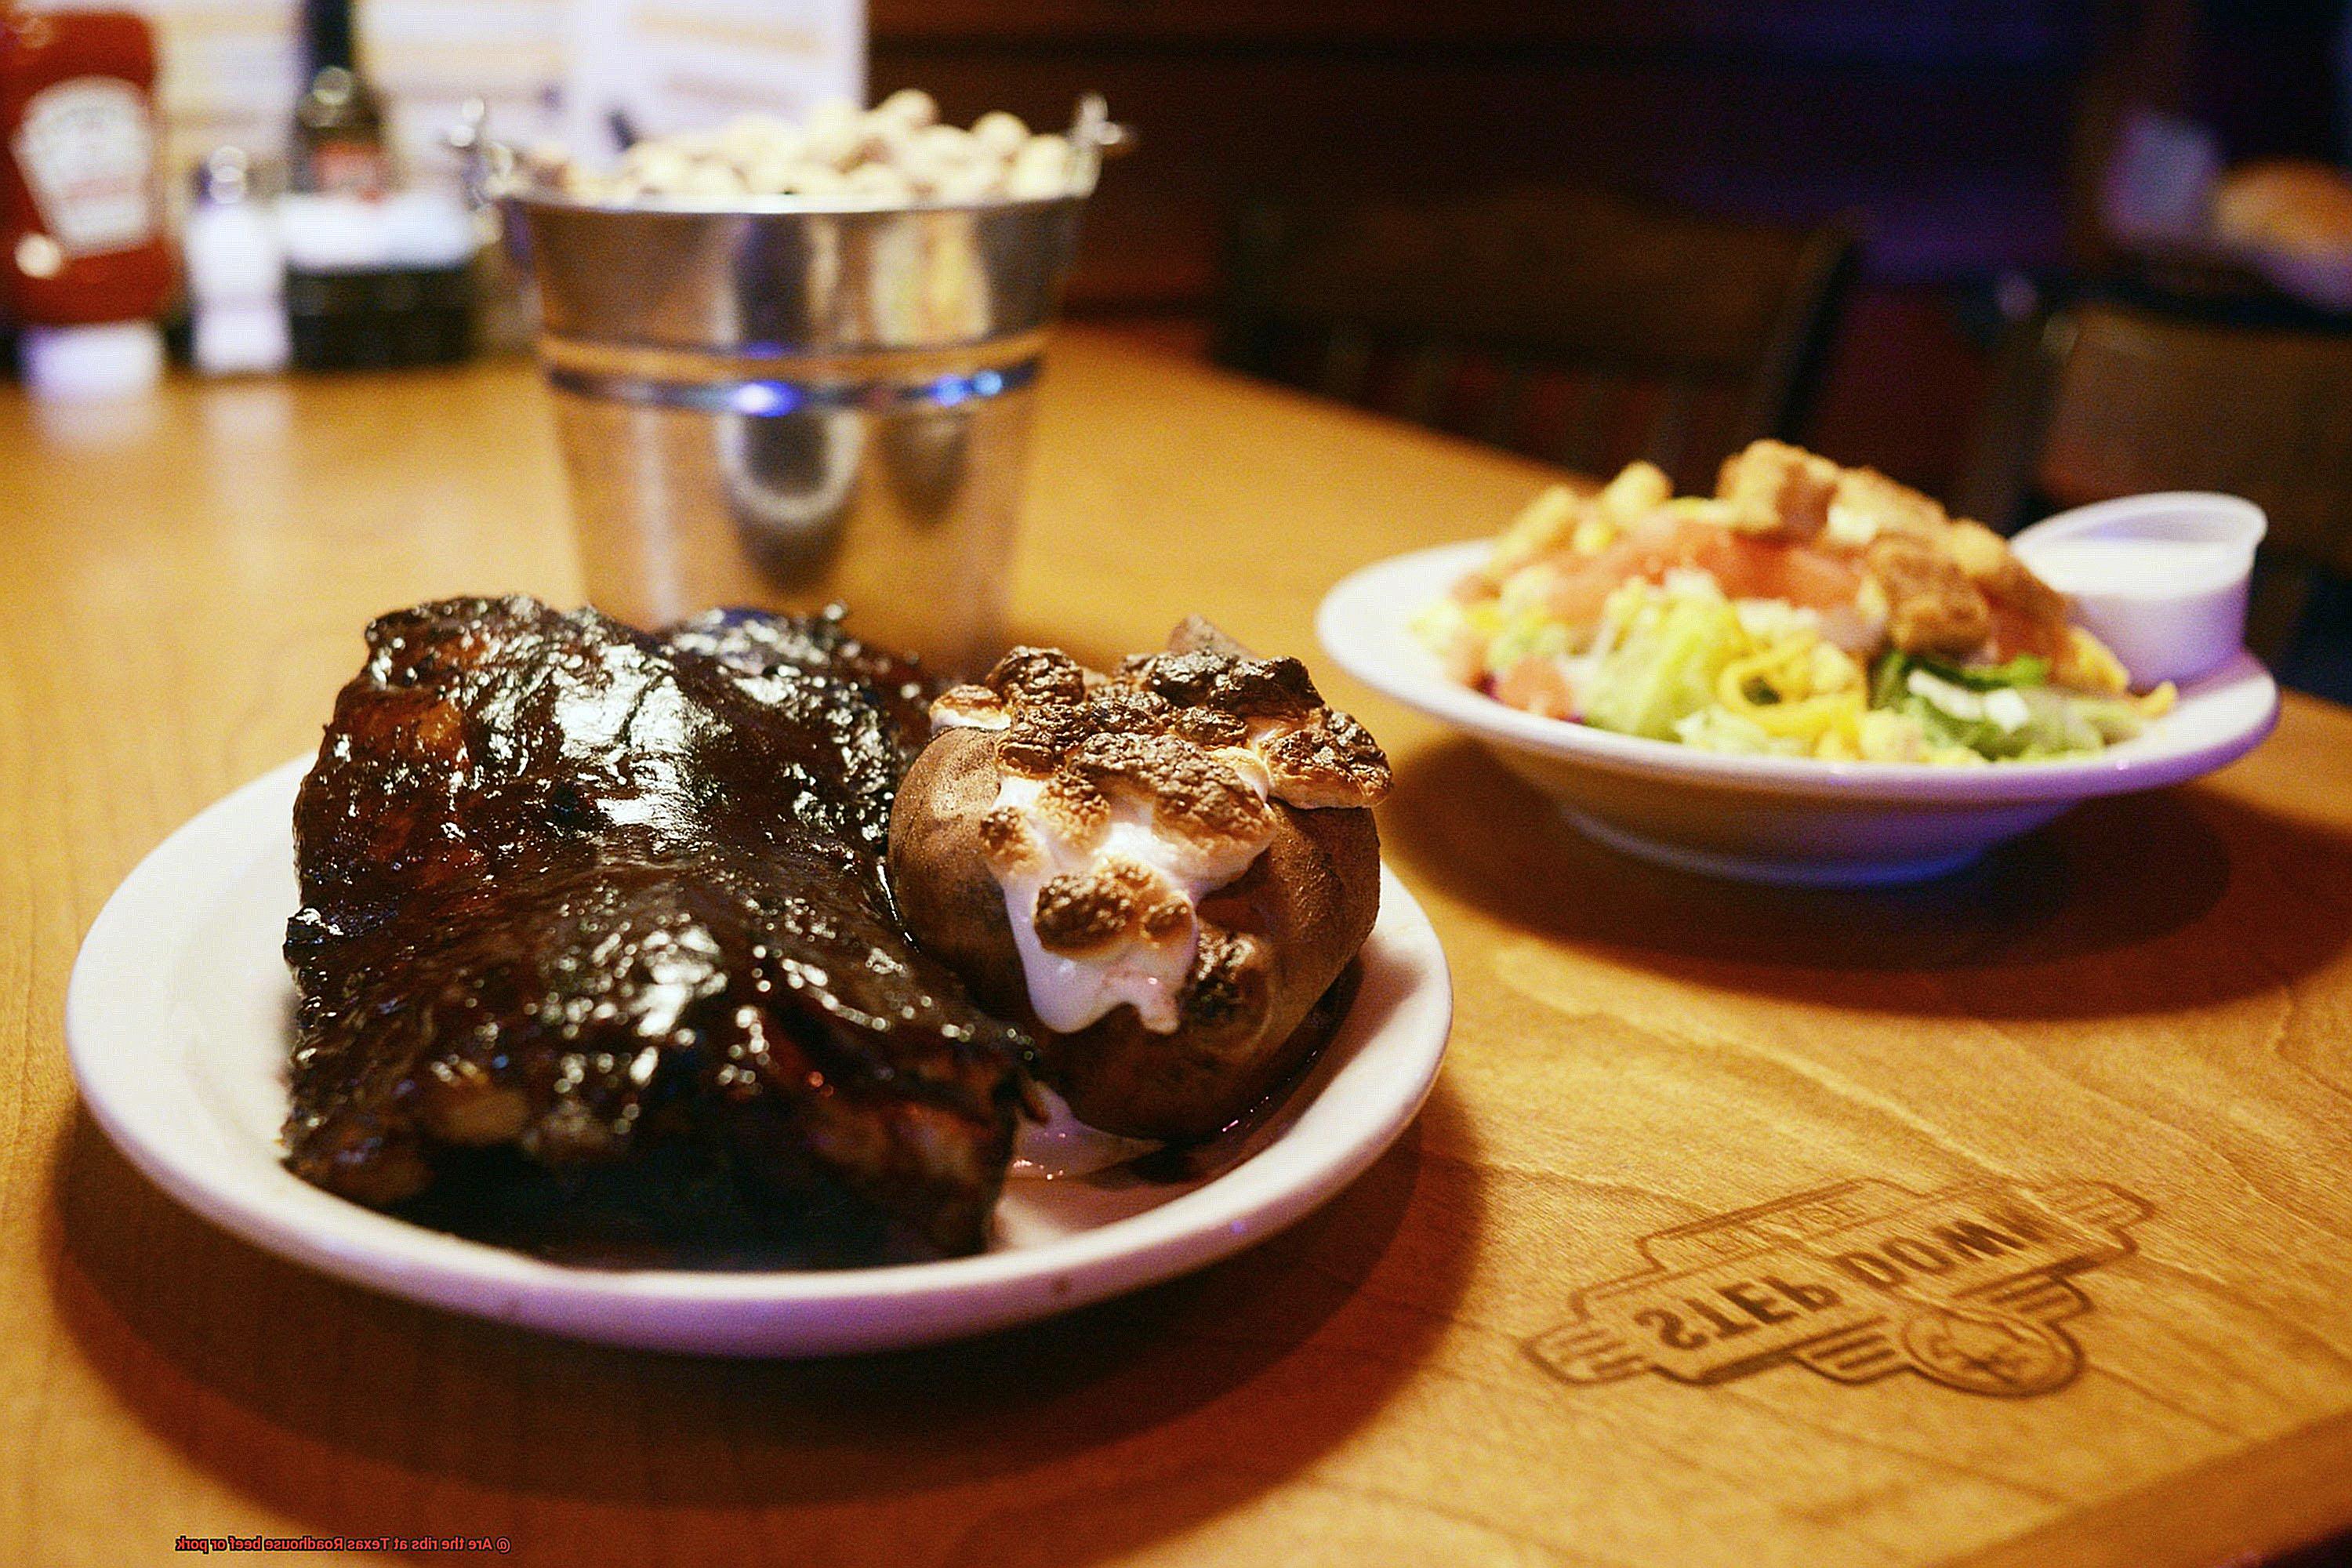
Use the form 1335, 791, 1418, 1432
0, 2, 172, 400
290, 0, 389, 199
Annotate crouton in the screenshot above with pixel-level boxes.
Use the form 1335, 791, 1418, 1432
1716, 440, 1842, 539
1825, 466, 1948, 549
1864, 533, 1993, 656
1947, 519, 2071, 629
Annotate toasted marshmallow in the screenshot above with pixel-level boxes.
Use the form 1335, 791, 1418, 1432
930, 684, 1011, 731
931, 640, 1388, 1034
976, 771, 1264, 1032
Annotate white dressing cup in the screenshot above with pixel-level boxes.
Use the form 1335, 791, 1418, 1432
2009, 492, 2266, 687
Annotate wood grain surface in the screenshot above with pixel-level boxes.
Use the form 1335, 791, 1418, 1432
5, 332, 2352, 1568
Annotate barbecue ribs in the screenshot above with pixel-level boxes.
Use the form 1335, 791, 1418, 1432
283, 597, 1027, 1265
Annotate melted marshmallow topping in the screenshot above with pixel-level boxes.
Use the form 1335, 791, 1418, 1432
1008, 1079, 1162, 1178
931, 641, 1389, 1036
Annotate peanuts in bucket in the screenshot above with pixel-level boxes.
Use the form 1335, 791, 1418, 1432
525, 89, 1081, 205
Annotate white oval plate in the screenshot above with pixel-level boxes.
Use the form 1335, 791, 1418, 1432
1319, 541, 2281, 885
67, 757, 1452, 1357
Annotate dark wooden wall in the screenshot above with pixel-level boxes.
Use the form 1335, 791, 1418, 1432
872, 1, 2107, 493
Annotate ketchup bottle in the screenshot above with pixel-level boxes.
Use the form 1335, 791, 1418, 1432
0, 2, 174, 399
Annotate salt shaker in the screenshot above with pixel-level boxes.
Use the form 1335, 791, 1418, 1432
184, 148, 290, 376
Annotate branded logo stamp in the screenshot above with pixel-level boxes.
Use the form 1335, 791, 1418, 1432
1527, 1178, 2151, 1397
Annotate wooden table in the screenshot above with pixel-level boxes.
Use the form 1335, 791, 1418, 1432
7, 330, 2352, 1568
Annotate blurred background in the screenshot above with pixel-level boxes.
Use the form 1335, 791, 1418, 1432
858, 1, 2350, 502
899, 0, 2352, 699
12, 0, 2352, 693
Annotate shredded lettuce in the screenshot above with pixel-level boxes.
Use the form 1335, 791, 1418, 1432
1674, 706, 1812, 757
1486, 611, 1573, 678
1870, 652, 2142, 760
1581, 589, 1747, 741
1868, 652, 2045, 704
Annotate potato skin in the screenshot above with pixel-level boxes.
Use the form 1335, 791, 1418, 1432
887, 728, 1381, 1140
887, 730, 1034, 1022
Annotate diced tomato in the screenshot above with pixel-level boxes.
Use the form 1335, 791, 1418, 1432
1671, 528, 1863, 612
1541, 562, 1625, 627
1537, 518, 1865, 630
1769, 545, 1867, 613
1494, 655, 1577, 719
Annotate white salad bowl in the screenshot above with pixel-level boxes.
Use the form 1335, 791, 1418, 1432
1318, 541, 2281, 887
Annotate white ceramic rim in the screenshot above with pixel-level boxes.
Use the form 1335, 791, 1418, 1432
64, 757, 1454, 1356
1317, 540, 2280, 804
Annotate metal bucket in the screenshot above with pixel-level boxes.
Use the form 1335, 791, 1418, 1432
507, 183, 1091, 672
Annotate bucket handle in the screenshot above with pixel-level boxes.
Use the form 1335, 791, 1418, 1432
1069, 93, 1134, 196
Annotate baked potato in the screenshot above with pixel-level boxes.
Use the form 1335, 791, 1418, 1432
887, 620, 1391, 1140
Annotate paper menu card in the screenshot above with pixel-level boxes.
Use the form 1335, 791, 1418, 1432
561, 0, 863, 160
144, 0, 866, 182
